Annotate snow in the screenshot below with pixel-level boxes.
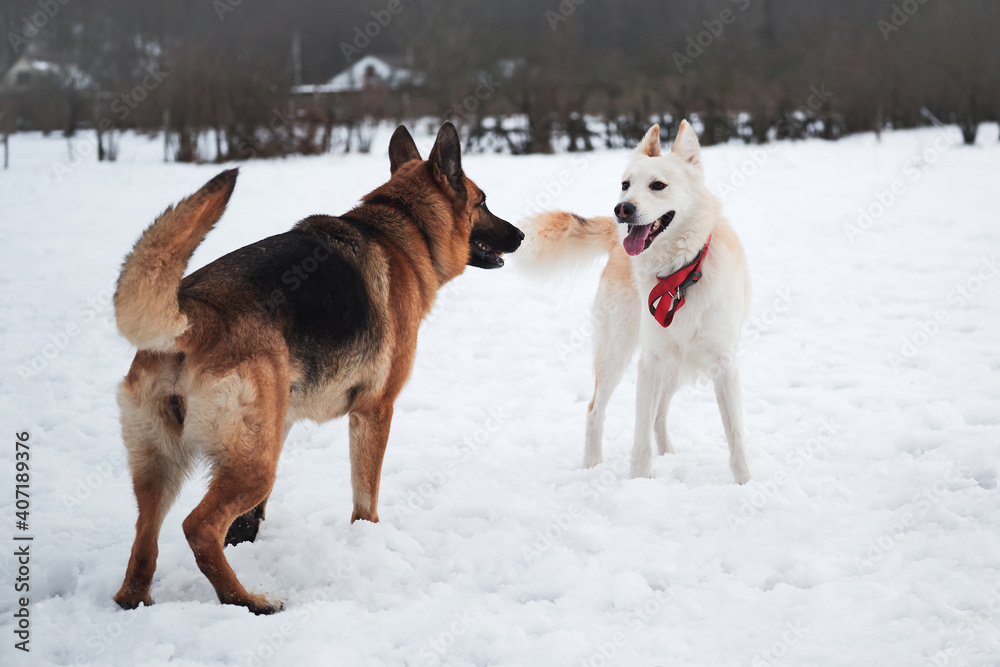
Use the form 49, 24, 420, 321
1, 124, 999, 666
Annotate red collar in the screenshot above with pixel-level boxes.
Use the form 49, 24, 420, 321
647, 235, 711, 328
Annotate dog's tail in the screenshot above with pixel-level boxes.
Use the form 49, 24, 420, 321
114, 169, 238, 351
515, 211, 626, 278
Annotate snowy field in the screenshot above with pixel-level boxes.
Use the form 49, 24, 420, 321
1, 124, 999, 666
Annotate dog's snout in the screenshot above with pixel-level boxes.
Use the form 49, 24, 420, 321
615, 202, 635, 220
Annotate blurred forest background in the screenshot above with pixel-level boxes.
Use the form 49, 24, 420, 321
1, 0, 997, 163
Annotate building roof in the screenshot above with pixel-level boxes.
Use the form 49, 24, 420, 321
0, 54, 93, 92
293, 54, 422, 94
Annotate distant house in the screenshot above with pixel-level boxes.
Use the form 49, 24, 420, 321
0, 56, 54, 92
293, 54, 422, 95
292, 54, 424, 120
0, 54, 92, 94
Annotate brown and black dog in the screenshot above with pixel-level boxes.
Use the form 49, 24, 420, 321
112, 122, 523, 614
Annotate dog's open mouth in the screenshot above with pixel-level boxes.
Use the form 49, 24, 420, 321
470, 238, 505, 268
623, 211, 675, 256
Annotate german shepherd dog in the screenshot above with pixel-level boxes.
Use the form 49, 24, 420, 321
519, 121, 752, 484
112, 122, 523, 614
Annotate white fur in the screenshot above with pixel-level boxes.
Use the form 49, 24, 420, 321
587, 121, 753, 483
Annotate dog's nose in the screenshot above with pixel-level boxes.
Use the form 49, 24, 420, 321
615, 202, 635, 220
516, 227, 525, 241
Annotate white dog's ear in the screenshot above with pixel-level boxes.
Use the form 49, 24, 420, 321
636, 125, 660, 157
671, 120, 701, 168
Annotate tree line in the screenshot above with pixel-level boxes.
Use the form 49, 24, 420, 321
1, 0, 997, 163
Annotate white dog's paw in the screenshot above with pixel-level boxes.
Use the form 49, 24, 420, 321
629, 460, 653, 479
731, 461, 752, 485
582, 445, 603, 469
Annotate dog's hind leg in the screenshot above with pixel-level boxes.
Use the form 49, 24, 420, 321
114, 372, 191, 610
349, 402, 393, 523
183, 464, 281, 614
182, 366, 287, 614
713, 358, 752, 484
585, 346, 631, 468
653, 366, 680, 456
114, 444, 189, 609
225, 424, 291, 547
584, 258, 638, 468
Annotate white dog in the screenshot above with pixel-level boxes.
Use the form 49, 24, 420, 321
519, 121, 752, 483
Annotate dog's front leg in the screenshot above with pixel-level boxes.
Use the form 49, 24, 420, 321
653, 364, 680, 456
713, 360, 752, 484
349, 402, 393, 523
630, 353, 664, 478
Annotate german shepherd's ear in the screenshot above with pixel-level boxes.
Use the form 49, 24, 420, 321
429, 122, 466, 200
637, 124, 661, 157
389, 125, 421, 174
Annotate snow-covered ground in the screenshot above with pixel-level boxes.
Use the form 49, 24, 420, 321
1, 124, 998, 666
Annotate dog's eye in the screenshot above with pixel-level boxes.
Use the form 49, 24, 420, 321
650, 181, 667, 191
621, 181, 630, 191
477, 198, 486, 208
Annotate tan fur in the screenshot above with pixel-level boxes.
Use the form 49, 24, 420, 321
114, 171, 237, 352
517, 211, 621, 278
112, 124, 522, 614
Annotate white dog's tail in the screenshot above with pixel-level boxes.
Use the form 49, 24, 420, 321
515, 211, 628, 279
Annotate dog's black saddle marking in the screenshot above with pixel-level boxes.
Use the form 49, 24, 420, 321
181, 225, 374, 391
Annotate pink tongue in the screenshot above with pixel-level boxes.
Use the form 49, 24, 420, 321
623, 224, 651, 256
